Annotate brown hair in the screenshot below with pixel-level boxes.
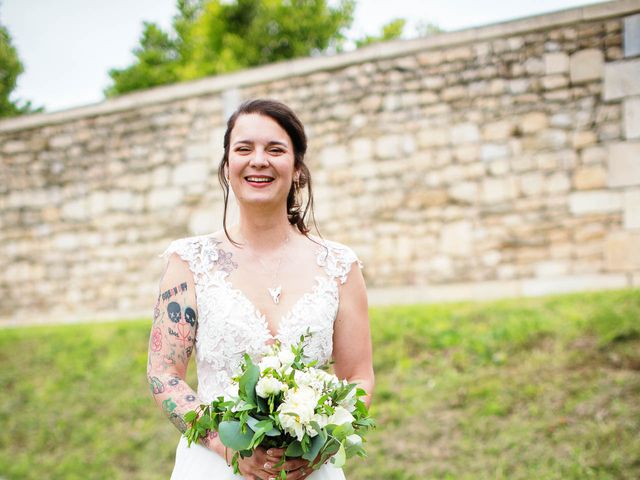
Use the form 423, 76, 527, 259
217, 99, 320, 246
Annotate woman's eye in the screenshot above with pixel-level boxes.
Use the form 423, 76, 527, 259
269, 148, 284, 154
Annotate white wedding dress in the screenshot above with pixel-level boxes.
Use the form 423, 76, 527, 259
161, 233, 363, 480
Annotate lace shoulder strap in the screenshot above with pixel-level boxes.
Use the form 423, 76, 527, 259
316, 238, 363, 285
159, 234, 227, 285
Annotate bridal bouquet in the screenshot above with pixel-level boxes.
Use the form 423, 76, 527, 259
184, 336, 374, 478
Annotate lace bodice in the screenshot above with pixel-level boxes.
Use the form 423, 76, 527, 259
160, 234, 363, 403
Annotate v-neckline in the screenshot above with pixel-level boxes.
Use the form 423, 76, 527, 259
220, 274, 333, 340
213, 241, 335, 340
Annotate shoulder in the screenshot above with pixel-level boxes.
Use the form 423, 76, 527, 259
312, 236, 364, 285
160, 232, 221, 260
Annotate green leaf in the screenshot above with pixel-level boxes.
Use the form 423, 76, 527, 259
302, 431, 326, 461
285, 440, 303, 457
218, 420, 254, 451
239, 354, 260, 405
332, 442, 346, 468
183, 410, 197, 423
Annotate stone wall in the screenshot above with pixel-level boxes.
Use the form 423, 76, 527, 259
1, 1, 640, 324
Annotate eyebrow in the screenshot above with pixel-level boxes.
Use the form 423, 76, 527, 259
232, 140, 289, 148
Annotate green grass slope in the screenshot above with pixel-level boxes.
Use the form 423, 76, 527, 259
1, 289, 638, 479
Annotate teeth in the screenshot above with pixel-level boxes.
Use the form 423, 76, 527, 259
246, 177, 273, 183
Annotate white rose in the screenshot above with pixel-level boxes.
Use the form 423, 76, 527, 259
278, 348, 296, 368
278, 386, 320, 440
256, 376, 286, 398
294, 370, 313, 387
328, 406, 354, 426
259, 355, 281, 372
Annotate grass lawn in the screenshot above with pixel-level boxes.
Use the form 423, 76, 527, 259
1, 289, 639, 479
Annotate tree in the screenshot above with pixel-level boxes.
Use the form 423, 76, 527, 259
106, 0, 355, 96
0, 21, 40, 118
354, 18, 406, 48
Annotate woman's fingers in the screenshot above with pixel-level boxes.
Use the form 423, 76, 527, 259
265, 447, 285, 463
281, 458, 308, 471
282, 466, 311, 480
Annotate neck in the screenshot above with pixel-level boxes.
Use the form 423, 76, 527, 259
232, 204, 294, 252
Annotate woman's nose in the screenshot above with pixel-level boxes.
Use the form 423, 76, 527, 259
249, 148, 269, 167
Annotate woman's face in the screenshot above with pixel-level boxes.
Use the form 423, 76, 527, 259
227, 113, 297, 209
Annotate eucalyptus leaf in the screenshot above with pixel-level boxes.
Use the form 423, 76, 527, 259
331, 442, 346, 468
239, 354, 259, 405
285, 440, 303, 457
218, 421, 254, 451
302, 432, 325, 461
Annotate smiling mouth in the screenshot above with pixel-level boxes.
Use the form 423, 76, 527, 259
245, 176, 275, 184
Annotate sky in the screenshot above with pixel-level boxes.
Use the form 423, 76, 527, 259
1, 0, 608, 113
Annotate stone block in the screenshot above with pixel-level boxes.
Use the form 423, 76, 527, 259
488, 160, 509, 176
544, 52, 570, 74
573, 166, 607, 190
320, 145, 349, 167
570, 49, 604, 83
147, 187, 184, 209
546, 172, 570, 193
521, 274, 628, 296
49, 134, 74, 149
571, 130, 598, 149
375, 135, 402, 159
624, 14, 640, 58
581, 146, 607, 164
519, 172, 544, 196
61, 198, 88, 220
482, 121, 513, 141
607, 142, 640, 187
184, 144, 212, 161
349, 138, 373, 160
480, 143, 510, 162
623, 96, 640, 139
568, 190, 623, 215
173, 160, 210, 186
542, 75, 569, 90
448, 181, 478, 204
417, 128, 449, 148
534, 260, 569, 278
604, 59, 640, 100
109, 191, 138, 212
451, 123, 480, 144
624, 190, 640, 229
481, 177, 518, 204
440, 220, 473, 256
520, 112, 548, 133
605, 232, 640, 270
189, 207, 221, 235
453, 145, 479, 163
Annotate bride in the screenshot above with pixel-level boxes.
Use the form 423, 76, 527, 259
147, 99, 374, 480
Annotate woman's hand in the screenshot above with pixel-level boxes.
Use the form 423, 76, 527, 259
237, 447, 313, 480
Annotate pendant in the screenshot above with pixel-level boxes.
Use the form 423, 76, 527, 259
268, 286, 282, 304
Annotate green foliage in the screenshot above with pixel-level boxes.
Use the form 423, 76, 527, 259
354, 18, 406, 48
105, 0, 356, 96
1, 289, 638, 479
0, 22, 41, 118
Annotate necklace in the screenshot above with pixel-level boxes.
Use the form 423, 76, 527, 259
250, 232, 290, 305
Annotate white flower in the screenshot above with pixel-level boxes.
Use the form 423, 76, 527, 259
339, 387, 357, 413
259, 355, 281, 372
294, 370, 313, 387
278, 386, 320, 441
278, 348, 296, 368
346, 434, 362, 446
328, 406, 354, 426
256, 376, 286, 398
313, 369, 338, 387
